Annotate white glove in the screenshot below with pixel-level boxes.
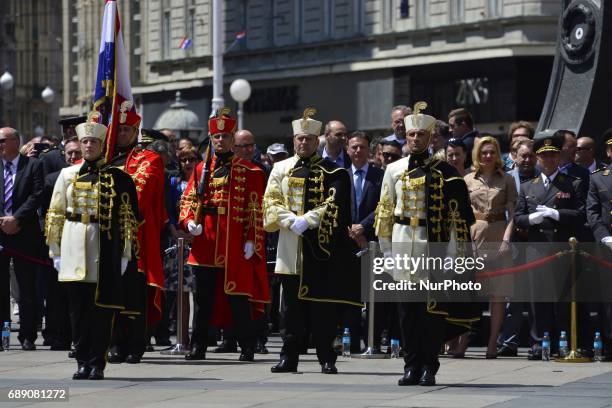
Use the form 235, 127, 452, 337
244, 241, 254, 260
53, 256, 61, 272
536, 205, 560, 221
602, 236, 612, 251
528, 211, 545, 225
290, 216, 309, 236
187, 221, 203, 236
121, 257, 129, 275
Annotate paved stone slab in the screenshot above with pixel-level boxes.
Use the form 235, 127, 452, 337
1, 333, 612, 408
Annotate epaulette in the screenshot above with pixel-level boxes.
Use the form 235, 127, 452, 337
530, 176, 540, 184
520, 176, 537, 184
591, 168, 604, 175
603, 168, 610, 176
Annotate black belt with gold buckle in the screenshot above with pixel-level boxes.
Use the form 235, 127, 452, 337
394, 216, 427, 227
66, 212, 98, 224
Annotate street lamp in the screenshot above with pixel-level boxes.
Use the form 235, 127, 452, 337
41, 86, 55, 104
230, 79, 251, 131
0, 71, 14, 91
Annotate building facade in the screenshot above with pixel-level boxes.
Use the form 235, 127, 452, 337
61, 0, 562, 145
0, 0, 64, 140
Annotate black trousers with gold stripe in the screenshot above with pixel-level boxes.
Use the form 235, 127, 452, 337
67, 282, 115, 370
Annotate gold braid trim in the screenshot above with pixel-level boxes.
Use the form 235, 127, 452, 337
374, 184, 394, 238
44, 209, 65, 246
317, 187, 339, 252
446, 199, 470, 242
130, 160, 151, 193
428, 171, 444, 242
119, 192, 140, 258
262, 185, 285, 226
99, 172, 116, 240
247, 191, 265, 255
179, 186, 198, 224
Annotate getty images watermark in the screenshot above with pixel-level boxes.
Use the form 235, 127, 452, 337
370, 253, 486, 292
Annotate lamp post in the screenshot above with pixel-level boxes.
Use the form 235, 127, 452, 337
229, 79, 251, 131
211, 0, 224, 113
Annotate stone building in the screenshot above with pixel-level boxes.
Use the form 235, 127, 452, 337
1, 0, 63, 139
61, 0, 562, 145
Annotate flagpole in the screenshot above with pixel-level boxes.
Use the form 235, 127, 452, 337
211, 0, 224, 113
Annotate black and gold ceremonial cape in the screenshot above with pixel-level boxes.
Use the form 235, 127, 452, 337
292, 155, 362, 307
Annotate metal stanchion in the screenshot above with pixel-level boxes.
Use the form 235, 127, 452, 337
556, 237, 591, 363
359, 241, 389, 359
161, 237, 188, 355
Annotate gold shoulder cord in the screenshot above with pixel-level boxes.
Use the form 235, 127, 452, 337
446, 198, 470, 243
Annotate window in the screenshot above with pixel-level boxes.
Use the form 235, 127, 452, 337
449, 0, 464, 24
162, 11, 171, 59
416, 0, 428, 28
400, 0, 409, 19
188, 8, 196, 51
487, 0, 502, 18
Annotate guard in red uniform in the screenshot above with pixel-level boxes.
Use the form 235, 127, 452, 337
108, 111, 167, 364
179, 108, 269, 362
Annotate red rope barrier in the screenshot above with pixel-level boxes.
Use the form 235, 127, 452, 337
475, 252, 567, 279
1, 246, 52, 267
579, 252, 612, 269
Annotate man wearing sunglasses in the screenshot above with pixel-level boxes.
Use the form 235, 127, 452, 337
380, 140, 402, 169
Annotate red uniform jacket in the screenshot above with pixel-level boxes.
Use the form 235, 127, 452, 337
179, 154, 270, 322
125, 147, 167, 323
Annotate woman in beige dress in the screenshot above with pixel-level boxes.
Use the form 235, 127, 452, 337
464, 136, 517, 358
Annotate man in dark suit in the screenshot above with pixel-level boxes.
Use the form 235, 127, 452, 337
558, 130, 590, 182
39, 116, 85, 178
0, 127, 44, 350
514, 131, 588, 359
586, 133, 612, 361
576, 136, 608, 174
39, 139, 82, 351
322, 120, 351, 169
346, 131, 384, 353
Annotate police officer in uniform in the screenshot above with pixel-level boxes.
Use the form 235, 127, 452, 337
586, 132, 612, 360
264, 108, 362, 375
514, 130, 588, 359
45, 113, 141, 380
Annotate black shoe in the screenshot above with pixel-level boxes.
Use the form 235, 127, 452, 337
497, 345, 518, 357
107, 352, 125, 364
270, 360, 297, 373
88, 367, 104, 380
321, 362, 338, 374
21, 340, 36, 351
214, 342, 238, 353
68, 350, 76, 359
238, 351, 254, 362
398, 368, 421, 386
125, 354, 141, 364
185, 346, 206, 360
255, 341, 268, 354
419, 369, 436, 386
72, 366, 91, 380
